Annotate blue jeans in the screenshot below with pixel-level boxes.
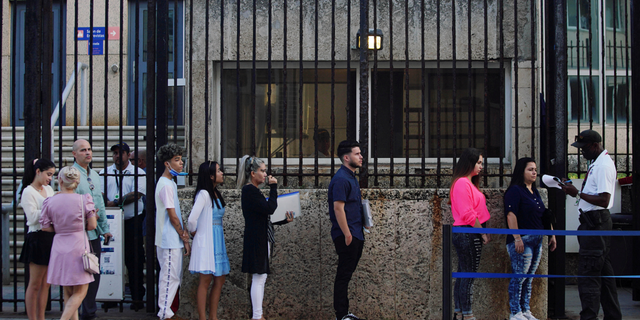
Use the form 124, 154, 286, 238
506, 234, 543, 315
453, 232, 483, 315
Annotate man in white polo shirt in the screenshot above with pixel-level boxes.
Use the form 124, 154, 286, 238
561, 129, 621, 320
100, 142, 147, 311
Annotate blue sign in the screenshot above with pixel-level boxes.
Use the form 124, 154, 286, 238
88, 40, 103, 55
77, 27, 106, 41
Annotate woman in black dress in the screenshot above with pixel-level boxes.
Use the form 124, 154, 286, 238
237, 155, 293, 320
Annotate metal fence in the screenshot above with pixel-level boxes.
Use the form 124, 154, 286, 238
0, 0, 636, 316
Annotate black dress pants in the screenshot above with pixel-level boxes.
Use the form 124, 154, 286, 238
124, 213, 146, 303
333, 235, 364, 320
577, 209, 621, 320
81, 238, 101, 320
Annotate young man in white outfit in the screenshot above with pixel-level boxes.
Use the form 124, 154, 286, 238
155, 143, 191, 320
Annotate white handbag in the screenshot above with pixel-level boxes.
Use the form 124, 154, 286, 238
81, 195, 100, 274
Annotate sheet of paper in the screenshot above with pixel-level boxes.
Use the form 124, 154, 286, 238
270, 192, 302, 223
542, 174, 563, 189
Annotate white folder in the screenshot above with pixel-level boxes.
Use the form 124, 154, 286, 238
270, 191, 301, 223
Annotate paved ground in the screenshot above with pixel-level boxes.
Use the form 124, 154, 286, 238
2, 284, 640, 319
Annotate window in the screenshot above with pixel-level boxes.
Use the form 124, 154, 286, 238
605, 77, 631, 123
372, 68, 504, 158
222, 67, 355, 158
568, 76, 600, 123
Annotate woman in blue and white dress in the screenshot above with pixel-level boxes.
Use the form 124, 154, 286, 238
188, 161, 229, 320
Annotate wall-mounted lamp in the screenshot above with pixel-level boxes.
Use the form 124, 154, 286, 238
357, 28, 383, 50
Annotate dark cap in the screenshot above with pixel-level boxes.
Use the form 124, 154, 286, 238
571, 130, 602, 148
110, 142, 130, 153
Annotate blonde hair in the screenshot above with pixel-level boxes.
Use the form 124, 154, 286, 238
58, 166, 80, 190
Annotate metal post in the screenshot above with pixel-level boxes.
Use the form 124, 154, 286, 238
42, 0, 53, 160
24, 0, 43, 162
631, 0, 640, 301
442, 224, 452, 320
358, 0, 369, 188
156, 0, 169, 157
545, 0, 567, 317
146, 0, 158, 313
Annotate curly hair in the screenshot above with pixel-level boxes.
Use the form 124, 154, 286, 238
58, 166, 81, 190
156, 143, 184, 163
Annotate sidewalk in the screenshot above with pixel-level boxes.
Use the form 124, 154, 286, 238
3, 284, 640, 319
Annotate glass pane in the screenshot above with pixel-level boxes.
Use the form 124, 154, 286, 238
605, 0, 630, 69
425, 69, 503, 158
141, 73, 147, 118
222, 69, 353, 158
567, 0, 599, 69
142, 8, 175, 62
143, 10, 147, 62
568, 76, 599, 123
605, 76, 632, 124
168, 9, 174, 62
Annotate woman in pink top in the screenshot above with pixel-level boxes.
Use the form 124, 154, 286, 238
449, 148, 491, 320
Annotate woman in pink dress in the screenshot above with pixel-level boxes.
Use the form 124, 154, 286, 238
40, 166, 97, 320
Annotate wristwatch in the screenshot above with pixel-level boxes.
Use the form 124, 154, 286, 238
113, 197, 120, 206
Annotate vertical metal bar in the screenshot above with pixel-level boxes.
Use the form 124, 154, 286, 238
236, 0, 240, 167
623, 0, 630, 177
613, 0, 618, 165
576, 0, 582, 148
24, 0, 43, 163
74, 0, 79, 140
359, 0, 369, 189
57, 1, 64, 175
347, 0, 352, 142
42, 0, 53, 160
314, 0, 319, 187
483, 0, 488, 187
498, 0, 504, 186
599, 0, 605, 135
157, 0, 169, 162
220, 0, 225, 169
173, 1, 178, 145
451, 0, 457, 163
631, 0, 640, 299
146, 0, 158, 311
107, 0, 113, 201
11, 0, 19, 309
442, 224, 452, 320
420, 0, 426, 187
436, 0, 442, 187
530, 0, 536, 158
205, 0, 210, 160
251, 0, 256, 155
514, 0, 519, 159
267, 0, 272, 172
298, 0, 303, 186
89, 0, 94, 146
546, 0, 567, 316
389, 0, 394, 187
189, 0, 194, 185
373, 0, 378, 186
283, 0, 288, 186
331, 0, 336, 176
404, 0, 409, 187
0, 1, 3, 308
467, 0, 472, 149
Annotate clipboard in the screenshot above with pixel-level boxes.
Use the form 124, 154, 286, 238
269, 191, 301, 223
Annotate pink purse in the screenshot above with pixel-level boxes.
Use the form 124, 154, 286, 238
81, 195, 100, 274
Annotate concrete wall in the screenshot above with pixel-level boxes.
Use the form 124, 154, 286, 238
174, 187, 549, 320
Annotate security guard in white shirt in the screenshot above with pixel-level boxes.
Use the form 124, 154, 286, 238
99, 142, 147, 311
561, 130, 621, 320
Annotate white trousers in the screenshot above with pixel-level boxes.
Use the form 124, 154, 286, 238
251, 242, 270, 319
157, 247, 183, 320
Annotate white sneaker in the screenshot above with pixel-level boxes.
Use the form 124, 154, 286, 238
521, 310, 538, 320
509, 312, 528, 320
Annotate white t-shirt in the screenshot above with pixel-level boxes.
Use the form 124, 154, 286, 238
155, 176, 183, 249
578, 149, 616, 212
99, 162, 146, 220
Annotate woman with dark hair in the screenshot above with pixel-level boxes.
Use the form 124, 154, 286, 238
19, 158, 56, 320
504, 158, 556, 320
188, 161, 229, 320
449, 148, 491, 320
237, 155, 294, 320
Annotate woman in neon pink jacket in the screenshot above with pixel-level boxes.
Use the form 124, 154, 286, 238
449, 148, 491, 320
